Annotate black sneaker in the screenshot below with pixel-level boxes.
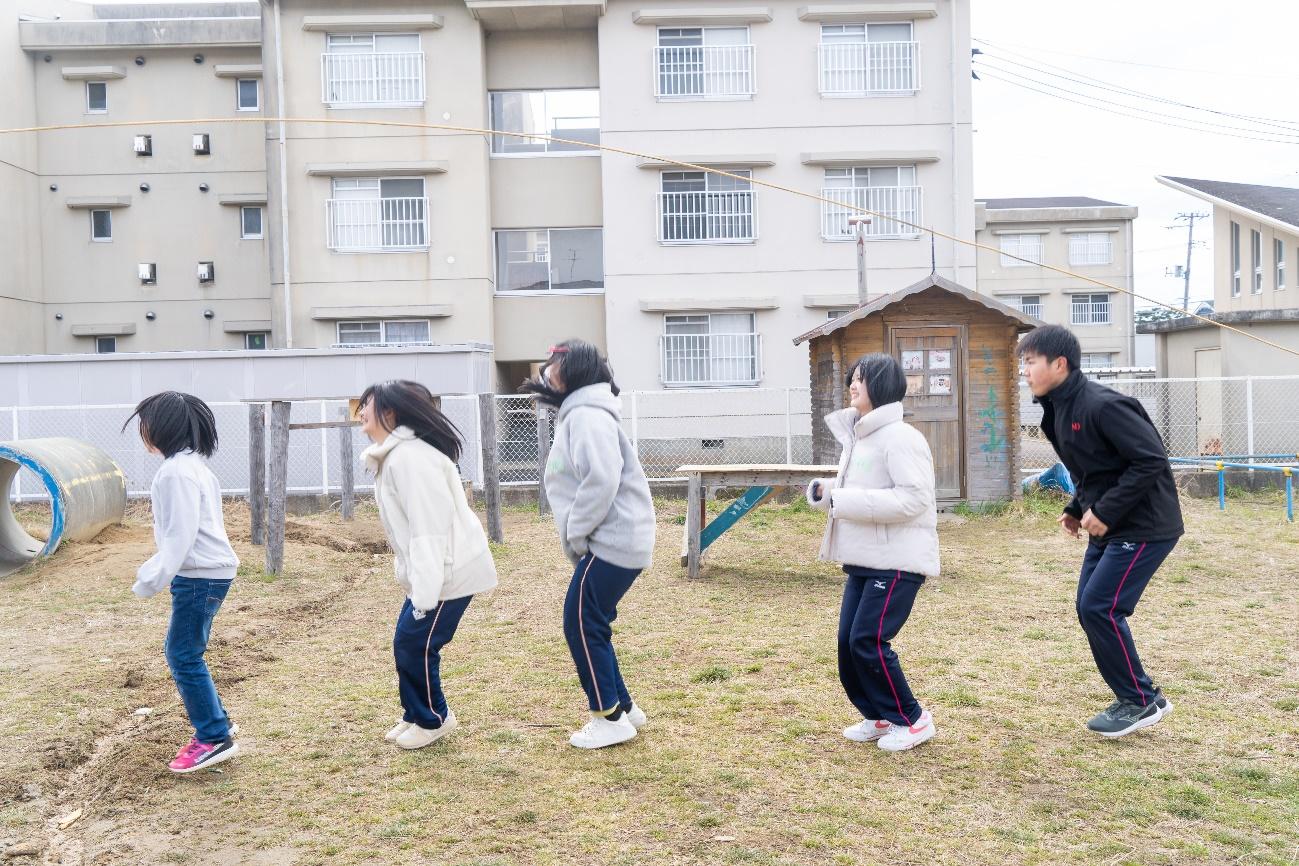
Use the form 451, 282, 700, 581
1086, 696, 1168, 739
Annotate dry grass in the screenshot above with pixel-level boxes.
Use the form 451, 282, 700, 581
0, 493, 1296, 866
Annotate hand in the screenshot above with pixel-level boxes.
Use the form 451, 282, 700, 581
1058, 512, 1081, 538
1080, 509, 1109, 538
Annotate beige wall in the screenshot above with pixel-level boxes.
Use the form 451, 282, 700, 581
1213, 207, 1297, 313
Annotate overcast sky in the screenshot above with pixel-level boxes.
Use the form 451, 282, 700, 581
971, 0, 1298, 310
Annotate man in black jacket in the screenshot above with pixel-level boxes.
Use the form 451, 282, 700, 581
1020, 325, 1184, 738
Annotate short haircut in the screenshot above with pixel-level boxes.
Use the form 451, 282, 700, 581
123, 391, 218, 458
1017, 324, 1081, 372
519, 338, 619, 408
845, 353, 907, 408
359, 379, 463, 463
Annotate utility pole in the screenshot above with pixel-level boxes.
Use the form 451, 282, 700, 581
1167, 212, 1209, 311
849, 217, 871, 305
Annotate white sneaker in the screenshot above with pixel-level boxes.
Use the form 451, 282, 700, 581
877, 710, 936, 752
384, 721, 412, 743
395, 712, 457, 750
569, 715, 637, 750
843, 718, 891, 743
626, 703, 648, 730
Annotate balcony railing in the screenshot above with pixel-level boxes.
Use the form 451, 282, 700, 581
1019, 302, 1043, 319
1071, 300, 1112, 326
658, 190, 756, 243
660, 333, 763, 386
326, 197, 429, 252
818, 41, 919, 95
321, 51, 425, 106
655, 44, 756, 99
820, 186, 922, 239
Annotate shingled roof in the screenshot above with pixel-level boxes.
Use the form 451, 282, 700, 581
1157, 176, 1299, 230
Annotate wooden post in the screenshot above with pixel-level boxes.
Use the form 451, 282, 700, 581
265, 400, 291, 576
248, 403, 267, 546
337, 406, 354, 521
478, 392, 504, 544
536, 400, 552, 516
685, 472, 703, 579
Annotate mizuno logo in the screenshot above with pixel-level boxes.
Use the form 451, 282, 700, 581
874, 580, 888, 590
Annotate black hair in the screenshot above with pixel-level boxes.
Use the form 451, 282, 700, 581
123, 391, 219, 458
845, 353, 907, 408
359, 380, 462, 463
1017, 324, 1081, 372
519, 339, 619, 408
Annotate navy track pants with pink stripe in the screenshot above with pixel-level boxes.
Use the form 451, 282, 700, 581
838, 568, 925, 727
1076, 538, 1177, 707
563, 554, 640, 714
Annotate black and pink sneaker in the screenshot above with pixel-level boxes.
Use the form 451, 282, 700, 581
168, 737, 240, 774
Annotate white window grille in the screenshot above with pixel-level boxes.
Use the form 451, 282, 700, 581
489, 90, 599, 155
336, 319, 431, 347
326, 177, 428, 252
1251, 229, 1263, 293
495, 228, 603, 293
1080, 352, 1114, 369
659, 170, 756, 243
1068, 232, 1113, 266
820, 165, 920, 239
1000, 234, 1043, 267
322, 33, 424, 107
1013, 295, 1043, 319
1231, 221, 1241, 296
86, 81, 107, 113
236, 78, 260, 111
1071, 293, 1111, 326
818, 23, 919, 95
655, 27, 755, 99
1276, 238, 1286, 290
241, 206, 263, 239
661, 312, 761, 386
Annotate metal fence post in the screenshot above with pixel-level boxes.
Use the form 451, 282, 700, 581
1245, 378, 1255, 469
784, 387, 793, 465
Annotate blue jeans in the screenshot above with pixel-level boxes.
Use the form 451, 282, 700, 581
563, 554, 640, 714
165, 577, 233, 744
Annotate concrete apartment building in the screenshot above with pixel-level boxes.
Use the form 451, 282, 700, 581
974, 196, 1138, 368
5, 0, 975, 392
1143, 176, 1299, 378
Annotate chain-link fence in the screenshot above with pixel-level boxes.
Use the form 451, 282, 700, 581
6, 377, 1297, 501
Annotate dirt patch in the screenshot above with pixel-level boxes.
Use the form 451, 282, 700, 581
284, 518, 390, 554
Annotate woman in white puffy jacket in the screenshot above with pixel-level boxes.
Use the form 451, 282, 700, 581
359, 380, 498, 751
807, 353, 939, 753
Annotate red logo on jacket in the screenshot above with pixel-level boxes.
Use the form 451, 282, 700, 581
1071, 421, 1082, 432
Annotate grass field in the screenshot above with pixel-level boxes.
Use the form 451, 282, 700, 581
0, 492, 1296, 865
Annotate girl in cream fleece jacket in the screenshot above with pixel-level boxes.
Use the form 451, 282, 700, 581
358, 380, 497, 751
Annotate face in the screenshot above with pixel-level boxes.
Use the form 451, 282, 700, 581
139, 425, 161, 456
1021, 352, 1070, 397
358, 396, 395, 444
849, 367, 873, 414
544, 357, 564, 390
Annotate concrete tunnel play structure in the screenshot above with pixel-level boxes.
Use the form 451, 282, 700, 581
0, 438, 127, 577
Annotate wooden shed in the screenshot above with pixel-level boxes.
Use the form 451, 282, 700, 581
794, 274, 1040, 505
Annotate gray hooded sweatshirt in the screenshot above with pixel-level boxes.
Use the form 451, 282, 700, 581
544, 383, 656, 570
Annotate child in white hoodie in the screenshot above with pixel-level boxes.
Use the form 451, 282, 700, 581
127, 392, 241, 774
358, 380, 498, 750
807, 354, 940, 752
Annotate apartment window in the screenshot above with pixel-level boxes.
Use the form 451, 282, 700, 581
90, 209, 112, 242
1080, 352, 1114, 369
1230, 221, 1241, 296
656, 27, 755, 99
95, 337, 116, 354
489, 90, 599, 155
818, 23, 918, 95
245, 332, 268, 350
1277, 239, 1286, 290
1000, 234, 1043, 266
495, 228, 603, 293
659, 170, 755, 243
240, 206, 263, 239
236, 78, 260, 111
821, 165, 920, 239
1251, 229, 1263, 293
1011, 295, 1043, 319
86, 81, 107, 113
1071, 293, 1110, 326
327, 177, 427, 252
322, 33, 424, 107
1068, 232, 1113, 266
661, 312, 761, 386
336, 319, 431, 347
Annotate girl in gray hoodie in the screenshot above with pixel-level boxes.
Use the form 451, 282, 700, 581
522, 340, 656, 750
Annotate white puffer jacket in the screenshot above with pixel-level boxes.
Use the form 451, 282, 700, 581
363, 427, 498, 612
806, 402, 941, 577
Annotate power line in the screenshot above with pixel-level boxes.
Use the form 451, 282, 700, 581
971, 36, 1296, 80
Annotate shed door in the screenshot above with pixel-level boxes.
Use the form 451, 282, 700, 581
890, 327, 964, 500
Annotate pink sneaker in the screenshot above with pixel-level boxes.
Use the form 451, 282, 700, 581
168, 737, 240, 774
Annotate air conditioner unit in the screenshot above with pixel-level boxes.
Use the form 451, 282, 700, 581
138, 262, 156, 284
196, 261, 214, 283
192, 133, 210, 155
133, 134, 152, 156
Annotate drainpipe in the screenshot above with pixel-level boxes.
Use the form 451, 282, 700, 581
271, 0, 293, 347
1126, 217, 1135, 364
949, 0, 961, 283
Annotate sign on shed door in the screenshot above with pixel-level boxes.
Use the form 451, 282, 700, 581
891, 327, 963, 499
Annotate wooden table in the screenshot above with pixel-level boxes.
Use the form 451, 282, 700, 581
677, 464, 838, 579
